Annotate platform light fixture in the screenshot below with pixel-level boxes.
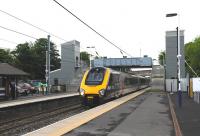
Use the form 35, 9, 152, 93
166, 13, 182, 107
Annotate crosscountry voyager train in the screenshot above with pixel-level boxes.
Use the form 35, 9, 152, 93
79, 67, 150, 106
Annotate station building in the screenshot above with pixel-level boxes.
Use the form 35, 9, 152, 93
50, 40, 85, 90
165, 30, 186, 92
165, 30, 185, 79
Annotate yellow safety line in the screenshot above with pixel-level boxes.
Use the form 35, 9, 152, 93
24, 88, 149, 136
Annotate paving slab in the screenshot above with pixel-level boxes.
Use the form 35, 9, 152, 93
170, 93, 200, 136
65, 92, 174, 136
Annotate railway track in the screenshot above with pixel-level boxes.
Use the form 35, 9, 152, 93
0, 101, 84, 136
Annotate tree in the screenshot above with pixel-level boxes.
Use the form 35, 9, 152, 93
158, 51, 165, 66
158, 36, 200, 77
12, 42, 35, 77
32, 38, 61, 79
185, 37, 200, 77
0, 48, 14, 64
80, 51, 90, 65
12, 38, 61, 79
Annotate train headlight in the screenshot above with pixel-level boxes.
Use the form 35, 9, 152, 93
99, 89, 105, 96
79, 88, 85, 96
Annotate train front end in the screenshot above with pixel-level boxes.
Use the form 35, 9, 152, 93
79, 67, 110, 106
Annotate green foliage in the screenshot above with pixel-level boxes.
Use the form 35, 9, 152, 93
12, 42, 34, 75
80, 51, 90, 65
0, 48, 14, 64
158, 51, 165, 66
185, 37, 200, 77
12, 38, 61, 79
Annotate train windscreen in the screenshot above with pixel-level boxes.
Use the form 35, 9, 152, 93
85, 68, 105, 85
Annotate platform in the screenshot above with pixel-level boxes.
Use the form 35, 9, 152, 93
23, 88, 177, 136
65, 91, 174, 136
0, 92, 78, 109
170, 92, 200, 136
23, 88, 148, 136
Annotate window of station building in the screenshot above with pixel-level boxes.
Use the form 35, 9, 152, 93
54, 78, 58, 85
0, 77, 6, 87
0, 77, 2, 87
75, 56, 79, 67
0, 77, 6, 96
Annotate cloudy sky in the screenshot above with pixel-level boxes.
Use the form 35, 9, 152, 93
0, 0, 199, 60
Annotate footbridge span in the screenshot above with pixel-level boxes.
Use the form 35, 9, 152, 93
93, 57, 152, 71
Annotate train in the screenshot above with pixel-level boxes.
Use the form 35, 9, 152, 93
79, 67, 150, 106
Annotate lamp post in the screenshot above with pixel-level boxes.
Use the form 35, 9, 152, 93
161, 53, 166, 91
166, 13, 182, 107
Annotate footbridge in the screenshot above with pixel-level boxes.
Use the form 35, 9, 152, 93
93, 57, 152, 71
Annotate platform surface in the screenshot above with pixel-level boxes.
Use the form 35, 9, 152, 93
65, 91, 174, 136
23, 88, 148, 136
0, 92, 78, 109
171, 93, 200, 136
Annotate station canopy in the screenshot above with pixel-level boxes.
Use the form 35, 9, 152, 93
0, 63, 29, 76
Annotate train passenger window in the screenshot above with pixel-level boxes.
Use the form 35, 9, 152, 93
108, 73, 120, 90
111, 74, 120, 83
133, 77, 138, 85
125, 78, 130, 85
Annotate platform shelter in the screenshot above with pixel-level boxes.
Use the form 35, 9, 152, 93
0, 63, 29, 99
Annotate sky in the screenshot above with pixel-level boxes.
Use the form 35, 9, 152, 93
0, 0, 200, 60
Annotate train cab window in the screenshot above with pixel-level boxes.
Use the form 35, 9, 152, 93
85, 68, 105, 85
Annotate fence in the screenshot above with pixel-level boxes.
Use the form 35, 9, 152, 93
166, 78, 189, 93
51, 84, 79, 93
166, 79, 177, 92
192, 78, 200, 103
166, 77, 200, 103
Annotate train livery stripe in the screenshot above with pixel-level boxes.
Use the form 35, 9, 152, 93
23, 88, 149, 136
